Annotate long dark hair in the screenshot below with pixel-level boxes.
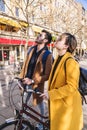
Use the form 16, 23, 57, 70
63, 33, 77, 53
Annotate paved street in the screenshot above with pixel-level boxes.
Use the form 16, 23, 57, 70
0, 65, 22, 125
0, 59, 87, 129
79, 59, 87, 130
0, 65, 15, 124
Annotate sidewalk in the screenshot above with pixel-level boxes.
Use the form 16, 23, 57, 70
0, 60, 87, 129
79, 58, 87, 68
0, 64, 20, 123
79, 58, 87, 130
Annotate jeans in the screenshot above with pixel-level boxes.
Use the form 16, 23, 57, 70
23, 85, 32, 104
23, 85, 47, 130
36, 101, 45, 130
38, 101, 45, 121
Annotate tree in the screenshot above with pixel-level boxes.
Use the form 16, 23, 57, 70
3, 0, 54, 55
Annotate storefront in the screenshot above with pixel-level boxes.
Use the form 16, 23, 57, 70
0, 16, 55, 65
0, 37, 36, 65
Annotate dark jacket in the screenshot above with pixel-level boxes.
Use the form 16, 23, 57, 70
19, 46, 53, 105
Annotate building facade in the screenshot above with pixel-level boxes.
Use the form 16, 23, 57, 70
0, 0, 87, 65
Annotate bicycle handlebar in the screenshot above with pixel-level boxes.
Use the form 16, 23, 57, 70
14, 77, 43, 95
14, 77, 23, 82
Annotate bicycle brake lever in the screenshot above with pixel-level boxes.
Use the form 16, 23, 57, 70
35, 91, 42, 95
14, 77, 23, 82
27, 89, 42, 95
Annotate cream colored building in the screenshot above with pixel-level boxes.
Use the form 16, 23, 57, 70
0, 0, 87, 64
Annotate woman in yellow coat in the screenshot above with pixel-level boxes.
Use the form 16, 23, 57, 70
41, 33, 83, 130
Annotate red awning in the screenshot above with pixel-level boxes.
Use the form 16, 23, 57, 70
0, 38, 36, 46
0, 37, 54, 47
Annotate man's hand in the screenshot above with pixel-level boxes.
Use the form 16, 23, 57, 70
22, 77, 34, 85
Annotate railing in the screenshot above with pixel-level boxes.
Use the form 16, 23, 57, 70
0, 30, 27, 39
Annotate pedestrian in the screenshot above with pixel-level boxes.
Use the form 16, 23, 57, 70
19, 29, 53, 129
41, 33, 83, 130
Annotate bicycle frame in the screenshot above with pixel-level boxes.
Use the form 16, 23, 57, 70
0, 78, 50, 130
14, 80, 50, 129
19, 103, 49, 128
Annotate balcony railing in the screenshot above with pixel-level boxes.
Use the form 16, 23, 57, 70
0, 30, 27, 39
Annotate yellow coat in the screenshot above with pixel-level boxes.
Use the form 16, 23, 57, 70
48, 52, 83, 130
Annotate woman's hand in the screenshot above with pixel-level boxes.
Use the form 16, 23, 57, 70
40, 92, 49, 100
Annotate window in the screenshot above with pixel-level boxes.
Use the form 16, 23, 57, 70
0, 0, 5, 12
23, 0, 27, 3
15, 7, 19, 17
55, 0, 59, 7
0, 51, 2, 61
40, 3, 42, 10
3, 50, 9, 61
32, 14, 35, 22
82, 7, 85, 15
16, 0, 20, 2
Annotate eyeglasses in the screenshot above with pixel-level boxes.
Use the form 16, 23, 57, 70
37, 33, 46, 40
38, 33, 43, 37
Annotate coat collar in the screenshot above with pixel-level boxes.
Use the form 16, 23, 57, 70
49, 52, 73, 88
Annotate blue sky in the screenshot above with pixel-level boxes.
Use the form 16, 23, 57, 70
76, 0, 87, 10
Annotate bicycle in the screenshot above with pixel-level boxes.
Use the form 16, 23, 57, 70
0, 77, 50, 130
